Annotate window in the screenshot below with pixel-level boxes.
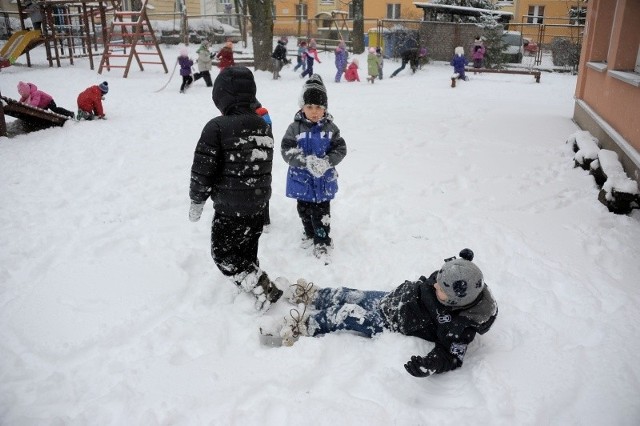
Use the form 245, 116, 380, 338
635, 45, 640, 74
296, 3, 307, 22
320, 0, 334, 4
569, 6, 586, 26
527, 5, 544, 24
387, 4, 401, 19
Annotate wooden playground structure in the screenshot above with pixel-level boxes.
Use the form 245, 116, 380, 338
2, 0, 167, 76
0, 91, 70, 137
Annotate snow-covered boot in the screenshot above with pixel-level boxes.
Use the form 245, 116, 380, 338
239, 271, 283, 311
253, 272, 283, 311
284, 278, 319, 306
279, 307, 310, 346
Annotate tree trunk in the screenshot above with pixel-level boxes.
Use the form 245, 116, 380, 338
246, 0, 274, 71
351, 0, 364, 54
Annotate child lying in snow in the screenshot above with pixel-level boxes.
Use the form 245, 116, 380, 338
276, 248, 498, 377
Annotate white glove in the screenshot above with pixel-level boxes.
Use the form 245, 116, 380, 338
306, 155, 331, 178
189, 201, 205, 222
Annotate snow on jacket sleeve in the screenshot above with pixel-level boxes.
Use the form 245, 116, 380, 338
281, 121, 307, 168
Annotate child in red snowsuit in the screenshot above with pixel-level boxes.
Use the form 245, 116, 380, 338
216, 41, 235, 70
77, 82, 108, 120
344, 59, 360, 82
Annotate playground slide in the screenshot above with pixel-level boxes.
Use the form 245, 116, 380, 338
0, 30, 42, 66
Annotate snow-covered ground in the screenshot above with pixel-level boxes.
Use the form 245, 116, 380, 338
1, 41, 639, 425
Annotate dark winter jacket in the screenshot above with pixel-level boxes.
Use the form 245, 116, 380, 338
281, 110, 347, 203
178, 55, 193, 76
380, 271, 498, 375
272, 41, 288, 61
190, 66, 273, 216
400, 48, 420, 66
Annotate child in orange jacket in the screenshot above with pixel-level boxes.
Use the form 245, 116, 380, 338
77, 82, 108, 120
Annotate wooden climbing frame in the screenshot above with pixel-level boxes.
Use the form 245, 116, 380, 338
98, 0, 168, 78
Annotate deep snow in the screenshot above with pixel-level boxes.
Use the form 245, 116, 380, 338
1, 41, 640, 425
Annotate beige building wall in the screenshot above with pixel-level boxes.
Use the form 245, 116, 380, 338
574, 0, 640, 182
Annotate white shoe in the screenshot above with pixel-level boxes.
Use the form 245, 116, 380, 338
279, 307, 310, 346
284, 278, 318, 305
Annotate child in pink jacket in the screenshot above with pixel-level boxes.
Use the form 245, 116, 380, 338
17, 81, 74, 118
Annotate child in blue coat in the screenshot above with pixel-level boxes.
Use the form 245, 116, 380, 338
451, 46, 468, 81
281, 75, 347, 261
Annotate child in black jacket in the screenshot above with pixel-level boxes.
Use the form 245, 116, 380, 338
276, 249, 498, 377
188, 66, 283, 311
271, 37, 289, 80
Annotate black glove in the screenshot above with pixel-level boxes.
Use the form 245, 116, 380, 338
404, 355, 436, 378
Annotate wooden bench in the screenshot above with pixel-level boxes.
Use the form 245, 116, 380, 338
464, 67, 541, 83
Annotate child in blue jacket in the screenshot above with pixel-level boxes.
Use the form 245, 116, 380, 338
451, 46, 468, 81
281, 74, 347, 261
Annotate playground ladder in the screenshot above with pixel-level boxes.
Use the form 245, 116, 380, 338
98, 0, 167, 78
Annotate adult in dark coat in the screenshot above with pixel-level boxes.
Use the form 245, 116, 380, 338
188, 66, 283, 311
390, 47, 427, 78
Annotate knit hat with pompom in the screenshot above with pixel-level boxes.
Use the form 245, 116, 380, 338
299, 74, 327, 109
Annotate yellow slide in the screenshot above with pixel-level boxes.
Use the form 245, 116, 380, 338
0, 30, 43, 65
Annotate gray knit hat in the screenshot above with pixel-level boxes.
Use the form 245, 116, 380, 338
299, 74, 328, 109
436, 249, 484, 307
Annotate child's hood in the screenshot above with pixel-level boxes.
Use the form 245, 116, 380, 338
17, 81, 36, 97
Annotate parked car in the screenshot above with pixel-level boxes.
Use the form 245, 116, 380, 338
523, 37, 539, 54
502, 31, 524, 63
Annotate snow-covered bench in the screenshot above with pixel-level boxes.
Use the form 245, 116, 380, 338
590, 149, 640, 214
567, 130, 639, 214
568, 130, 600, 170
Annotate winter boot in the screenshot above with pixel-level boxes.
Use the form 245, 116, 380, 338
284, 278, 319, 306
252, 272, 283, 311
279, 306, 310, 346
313, 244, 330, 264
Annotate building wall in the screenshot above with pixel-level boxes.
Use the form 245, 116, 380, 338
574, 0, 640, 182
510, 0, 584, 44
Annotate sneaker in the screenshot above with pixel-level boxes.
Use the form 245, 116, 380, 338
284, 278, 318, 305
251, 273, 283, 311
279, 307, 310, 346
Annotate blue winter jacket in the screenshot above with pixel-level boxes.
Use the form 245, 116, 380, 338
451, 54, 468, 74
281, 110, 347, 203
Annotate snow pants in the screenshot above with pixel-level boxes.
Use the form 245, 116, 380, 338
211, 211, 264, 286
308, 287, 388, 337
297, 200, 331, 247
46, 100, 74, 118
193, 71, 213, 87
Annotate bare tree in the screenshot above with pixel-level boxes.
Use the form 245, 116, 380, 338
351, 0, 364, 54
246, 0, 274, 71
